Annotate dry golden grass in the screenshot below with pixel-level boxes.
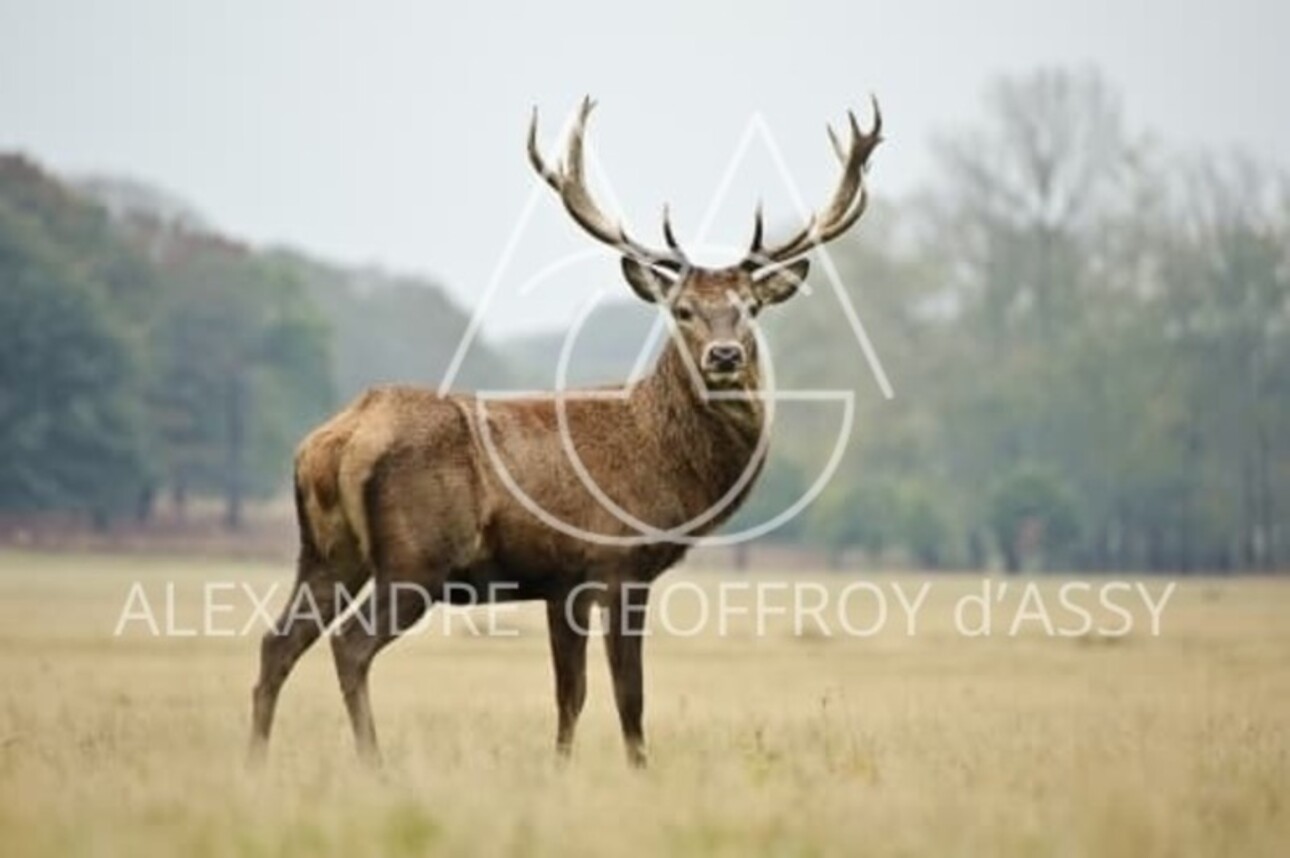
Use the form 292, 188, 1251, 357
0, 549, 1287, 857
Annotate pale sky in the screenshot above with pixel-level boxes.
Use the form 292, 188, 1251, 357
2, 0, 1286, 335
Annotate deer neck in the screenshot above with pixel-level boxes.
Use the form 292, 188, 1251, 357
631, 340, 768, 520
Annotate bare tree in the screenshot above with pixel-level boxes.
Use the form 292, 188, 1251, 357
1163, 154, 1290, 570
929, 67, 1134, 336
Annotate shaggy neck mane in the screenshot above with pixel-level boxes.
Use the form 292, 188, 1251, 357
627, 339, 768, 530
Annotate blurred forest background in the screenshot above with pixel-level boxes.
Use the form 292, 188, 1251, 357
2, 68, 1287, 573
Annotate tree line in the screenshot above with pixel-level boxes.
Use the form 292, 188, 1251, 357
2, 66, 1286, 572
0, 158, 507, 528
741, 68, 1289, 573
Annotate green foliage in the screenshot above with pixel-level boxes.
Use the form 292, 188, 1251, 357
988, 466, 1080, 572
806, 479, 901, 567
140, 231, 335, 522
897, 484, 951, 569
725, 452, 808, 542
0, 157, 508, 528
801, 478, 953, 570
275, 251, 512, 402
0, 158, 153, 518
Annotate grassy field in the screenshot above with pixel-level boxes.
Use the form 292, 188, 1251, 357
0, 550, 1287, 857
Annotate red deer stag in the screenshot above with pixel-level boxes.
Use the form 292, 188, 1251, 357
249, 97, 881, 768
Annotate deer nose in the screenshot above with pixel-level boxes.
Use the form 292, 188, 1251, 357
703, 342, 746, 372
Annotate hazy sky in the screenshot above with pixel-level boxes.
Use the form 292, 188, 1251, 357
2, 0, 1287, 335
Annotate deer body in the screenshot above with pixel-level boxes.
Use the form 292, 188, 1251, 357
249, 97, 880, 767
297, 337, 764, 599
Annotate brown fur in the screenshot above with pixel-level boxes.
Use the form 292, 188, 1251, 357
249, 268, 793, 769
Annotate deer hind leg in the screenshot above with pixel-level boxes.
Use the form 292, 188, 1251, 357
546, 590, 592, 757
330, 579, 431, 766
248, 546, 367, 764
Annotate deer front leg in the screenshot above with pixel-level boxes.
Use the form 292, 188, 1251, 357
546, 591, 591, 757
604, 583, 649, 768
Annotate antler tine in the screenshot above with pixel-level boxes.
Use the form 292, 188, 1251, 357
556, 98, 623, 248
848, 109, 862, 149
749, 202, 765, 253
868, 92, 883, 142
527, 107, 562, 193
662, 204, 689, 263
736, 203, 766, 271
742, 201, 818, 271
826, 124, 846, 163
746, 97, 882, 268
528, 98, 685, 270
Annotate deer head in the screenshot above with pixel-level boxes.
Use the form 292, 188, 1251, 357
528, 97, 882, 388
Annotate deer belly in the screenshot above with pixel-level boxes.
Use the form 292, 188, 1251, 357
436, 561, 569, 604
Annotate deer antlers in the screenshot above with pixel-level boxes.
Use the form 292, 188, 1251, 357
528, 97, 687, 272
528, 97, 882, 272
740, 96, 883, 271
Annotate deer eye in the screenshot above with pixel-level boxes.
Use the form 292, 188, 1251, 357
673, 305, 694, 323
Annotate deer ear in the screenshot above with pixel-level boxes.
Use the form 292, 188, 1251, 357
620, 256, 676, 304
752, 259, 809, 307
